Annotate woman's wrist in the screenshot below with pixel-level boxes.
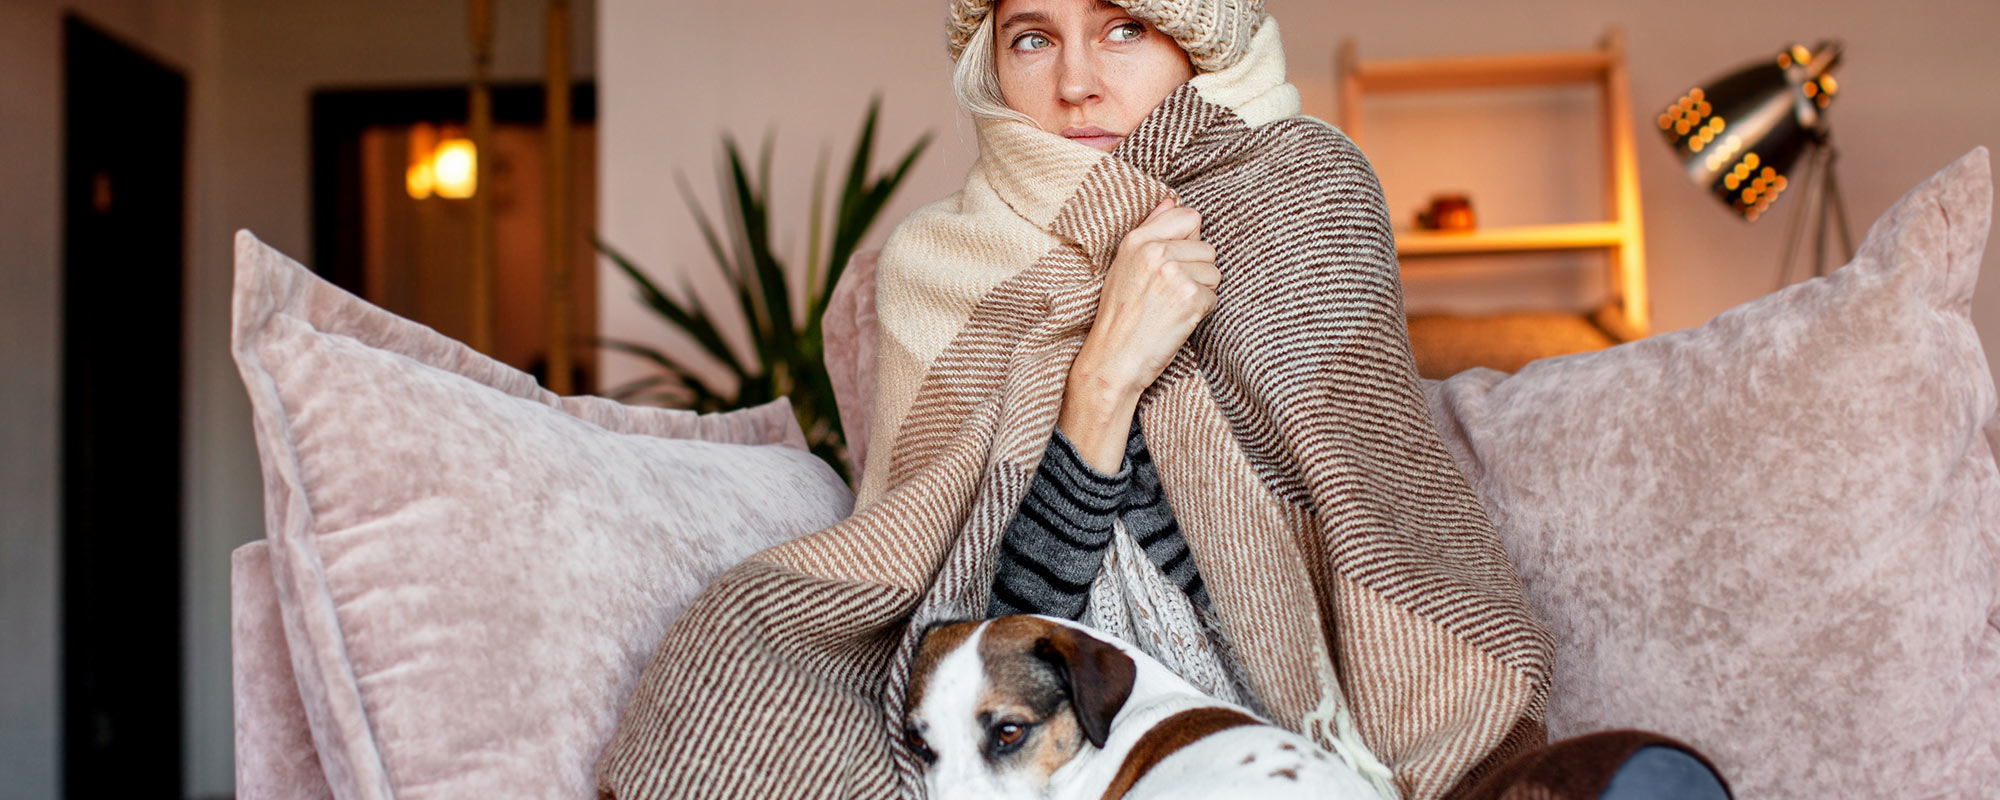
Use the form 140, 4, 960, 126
1058, 360, 1142, 473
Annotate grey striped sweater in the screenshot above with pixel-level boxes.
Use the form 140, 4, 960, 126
988, 418, 1209, 619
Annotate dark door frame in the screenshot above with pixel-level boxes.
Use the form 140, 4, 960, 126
309, 82, 597, 296
60, 13, 188, 798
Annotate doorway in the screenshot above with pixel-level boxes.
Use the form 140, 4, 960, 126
60, 13, 187, 798
312, 85, 599, 391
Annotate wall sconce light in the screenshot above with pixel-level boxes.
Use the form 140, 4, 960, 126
1660, 41, 1853, 283
430, 139, 477, 199
405, 122, 478, 200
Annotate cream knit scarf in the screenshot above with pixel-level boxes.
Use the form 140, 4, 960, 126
597, 17, 1554, 800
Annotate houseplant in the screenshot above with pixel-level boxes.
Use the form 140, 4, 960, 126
598, 99, 929, 482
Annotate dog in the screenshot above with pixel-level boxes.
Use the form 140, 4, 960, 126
903, 614, 1383, 799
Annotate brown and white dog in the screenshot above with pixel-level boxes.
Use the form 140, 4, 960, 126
903, 615, 1383, 800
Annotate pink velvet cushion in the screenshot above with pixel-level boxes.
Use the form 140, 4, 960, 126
230, 231, 855, 799
1426, 149, 2000, 797
233, 542, 334, 800
823, 248, 880, 473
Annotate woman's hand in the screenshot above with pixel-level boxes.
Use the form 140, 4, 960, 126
1058, 196, 1221, 472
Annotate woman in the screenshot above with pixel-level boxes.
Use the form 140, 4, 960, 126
598, 2, 1731, 799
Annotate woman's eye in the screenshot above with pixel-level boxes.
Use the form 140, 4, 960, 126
1012, 33, 1052, 52
1109, 23, 1144, 42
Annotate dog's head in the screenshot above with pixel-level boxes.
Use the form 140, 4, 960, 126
903, 615, 1138, 795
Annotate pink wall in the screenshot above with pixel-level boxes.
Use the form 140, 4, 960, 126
600, 0, 2000, 394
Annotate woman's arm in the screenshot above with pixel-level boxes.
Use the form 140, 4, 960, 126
987, 425, 1132, 618
989, 196, 1221, 618
988, 418, 1210, 618
1058, 196, 1220, 471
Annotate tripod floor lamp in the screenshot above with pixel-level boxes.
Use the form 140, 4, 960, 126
1659, 41, 1853, 288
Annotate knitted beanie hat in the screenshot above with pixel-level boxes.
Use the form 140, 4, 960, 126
947, 0, 1267, 73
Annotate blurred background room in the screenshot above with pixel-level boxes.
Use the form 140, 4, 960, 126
3, 0, 1997, 797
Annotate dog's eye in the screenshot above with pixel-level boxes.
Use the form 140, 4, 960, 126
993, 722, 1027, 747
905, 730, 937, 766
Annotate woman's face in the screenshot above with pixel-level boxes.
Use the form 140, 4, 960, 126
993, 0, 1196, 152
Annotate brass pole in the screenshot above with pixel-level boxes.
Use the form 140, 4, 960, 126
543, 0, 575, 394
468, 0, 496, 354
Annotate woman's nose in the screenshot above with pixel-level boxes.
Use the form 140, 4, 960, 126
1057, 48, 1101, 106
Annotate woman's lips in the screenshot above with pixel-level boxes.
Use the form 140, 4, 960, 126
1062, 126, 1121, 149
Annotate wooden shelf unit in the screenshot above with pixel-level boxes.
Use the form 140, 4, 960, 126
1339, 28, 1650, 338
1394, 221, 1625, 257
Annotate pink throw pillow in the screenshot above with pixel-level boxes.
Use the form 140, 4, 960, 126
231, 231, 854, 799
1426, 149, 2000, 798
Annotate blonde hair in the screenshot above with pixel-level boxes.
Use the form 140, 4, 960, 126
951, 12, 1037, 126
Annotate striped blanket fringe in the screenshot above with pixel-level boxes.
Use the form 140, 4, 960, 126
595, 16, 1553, 800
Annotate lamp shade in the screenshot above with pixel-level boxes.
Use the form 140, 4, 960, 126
1660, 42, 1842, 222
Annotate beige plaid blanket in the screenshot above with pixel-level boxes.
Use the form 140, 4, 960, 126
597, 17, 1552, 800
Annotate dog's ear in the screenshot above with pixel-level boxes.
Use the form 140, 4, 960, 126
1033, 626, 1136, 749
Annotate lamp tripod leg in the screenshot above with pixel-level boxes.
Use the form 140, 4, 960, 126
1776, 144, 1822, 290
1813, 149, 1829, 279
1821, 148, 1856, 266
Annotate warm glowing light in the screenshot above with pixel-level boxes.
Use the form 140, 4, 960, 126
1777, 53, 1793, 69
1659, 114, 1674, 129
404, 124, 475, 200
1774, 175, 1788, 191
1804, 82, 1818, 97
1710, 116, 1726, 130
1725, 174, 1742, 190
1696, 101, 1712, 116
1820, 75, 1838, 95
1791, 44, 1812, 65
1743, 188, 1759, 203
1691, 137, 1706, 152
406, 161, 434, 199
406, 123, 438, 200
1676, 120, 1692, 136
1744, 152, 1761, 169
1761, 166, 1777, 180
1691, 88, 1705, 102
431, 139, 477, 199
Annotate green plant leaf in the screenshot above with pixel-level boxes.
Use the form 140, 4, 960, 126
726, 136, 796, 366
715, 139, 779, 368
669, 169, 768, 375
672, 173, 735, 288
804, 144, 830, 312
812, 128, 930, 334
600, 373, 672, 398
599, 99, 928, 483
594, 336, 729, 403
596, 238, 748, 381
836, 98, 881, 241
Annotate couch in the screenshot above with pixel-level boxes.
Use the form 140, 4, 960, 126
232, 149, 1999, 799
